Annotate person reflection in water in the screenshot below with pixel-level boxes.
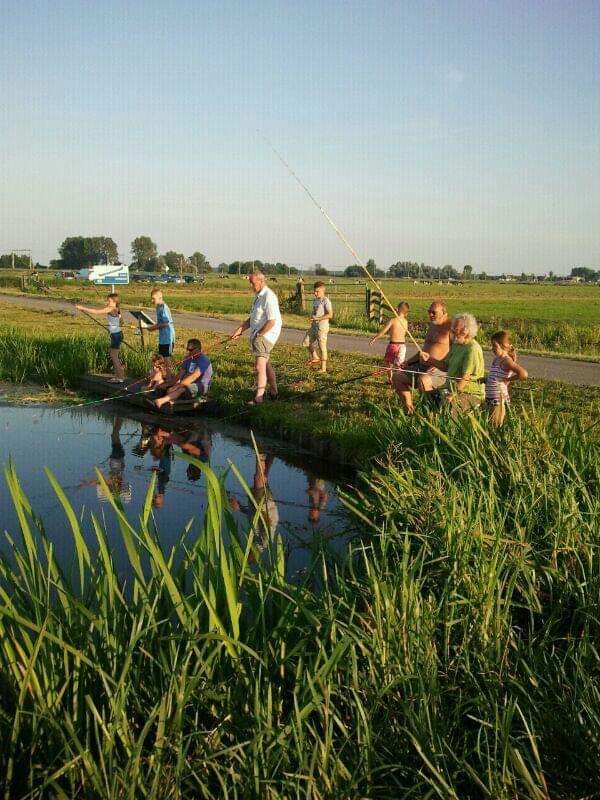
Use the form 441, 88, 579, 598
81, 417, 132, 504
229, 452, 279, 556
307, 475, 329, 524
170, 427, 212, 482
150, 428, 173, 508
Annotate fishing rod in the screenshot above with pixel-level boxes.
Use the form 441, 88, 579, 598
75, 306, 140, 354
51, 386, 158, 414
263, 134, 423, 354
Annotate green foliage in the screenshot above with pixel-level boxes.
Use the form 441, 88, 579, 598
189, 251, 212, 273
130, 236, 158, 271
162, 251, 185, 272
0, 254, 30, 270
570, 266, 599, 281
0, 327, 147, 388
58, 236, 119, 269
0, 408, 599, 796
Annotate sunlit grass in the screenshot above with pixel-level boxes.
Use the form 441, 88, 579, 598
2, 272, 599, 356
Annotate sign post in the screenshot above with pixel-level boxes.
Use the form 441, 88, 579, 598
84, 264, 130, 288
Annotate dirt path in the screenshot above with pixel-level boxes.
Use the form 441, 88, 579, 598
3, 292, 599, 387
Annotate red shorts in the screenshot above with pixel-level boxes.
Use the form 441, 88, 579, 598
384, 342, 406, 367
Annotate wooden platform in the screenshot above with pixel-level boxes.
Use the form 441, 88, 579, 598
80, 374, 217, 415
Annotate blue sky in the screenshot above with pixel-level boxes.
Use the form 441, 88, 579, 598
1, 0, 598, 273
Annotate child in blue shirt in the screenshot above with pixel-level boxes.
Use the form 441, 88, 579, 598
154, 339, 213, 410
149, 288, 176, 375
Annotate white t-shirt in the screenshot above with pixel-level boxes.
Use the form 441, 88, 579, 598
249, 287, 282, 345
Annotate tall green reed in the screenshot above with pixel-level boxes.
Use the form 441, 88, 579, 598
0, 327, 148, 388
0, 407, 599, 797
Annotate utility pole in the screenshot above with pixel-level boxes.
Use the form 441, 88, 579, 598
9, 249, 31, 270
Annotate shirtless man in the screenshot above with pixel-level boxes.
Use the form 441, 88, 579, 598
393, 301, 452, 413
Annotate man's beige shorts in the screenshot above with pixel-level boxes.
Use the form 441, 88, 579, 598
251, 334, 274, 359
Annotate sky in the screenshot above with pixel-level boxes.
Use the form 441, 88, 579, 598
1, 0, 599, 274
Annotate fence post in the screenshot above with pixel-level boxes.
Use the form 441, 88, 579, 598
296, 279, 305, 311
365, 286, 371, 318
368, 290, 381, 322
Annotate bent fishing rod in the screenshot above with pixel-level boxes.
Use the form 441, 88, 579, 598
263, 134, 423, 354
74, 305, 140, 354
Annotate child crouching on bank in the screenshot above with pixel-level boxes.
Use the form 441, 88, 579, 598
154, 339, 213, 410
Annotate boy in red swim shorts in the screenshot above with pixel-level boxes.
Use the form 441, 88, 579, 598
369, 302, 410, 383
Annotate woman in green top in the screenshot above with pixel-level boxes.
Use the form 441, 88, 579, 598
420, 313, 485, 413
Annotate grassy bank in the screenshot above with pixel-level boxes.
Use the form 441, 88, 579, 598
1, 273, 599, 356
1, 405, 599, 797
1, 321, 599, 464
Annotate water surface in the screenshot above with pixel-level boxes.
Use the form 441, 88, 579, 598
0, 404, 350, 579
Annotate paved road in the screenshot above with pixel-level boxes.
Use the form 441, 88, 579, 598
3, 292, 599, 387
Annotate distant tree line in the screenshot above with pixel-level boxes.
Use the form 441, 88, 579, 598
50, 235, 212, 275
570, 267, 599, 282
21, 235, 600, 282
0, 254, 32, 270
222, 261, 299, 276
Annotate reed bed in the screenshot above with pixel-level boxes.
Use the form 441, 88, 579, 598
0, 407, 599, 798
0, 327, 148, 388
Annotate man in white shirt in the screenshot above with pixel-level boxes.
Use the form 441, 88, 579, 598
231, 271, 282, 404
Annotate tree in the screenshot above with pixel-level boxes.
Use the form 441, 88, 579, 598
58, 236, 118, 269
462, 264, 473, 279
315, 266, 329, 275
344, 265, 362, 277
162, 251, 185, 272
0, 254, 30, 270
131, 236, 157, 271
441, 264, 459, 279
189, 252, 212, 273
218, 262, 228, 273
571, 267, 598, 282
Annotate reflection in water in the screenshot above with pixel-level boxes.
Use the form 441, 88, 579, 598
80, 417, 132, 504
229, 452, 279, 556
307, 474, 329, 524
0, 405, 349, 581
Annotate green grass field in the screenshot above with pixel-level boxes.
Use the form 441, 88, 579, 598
2, 271, 599, 356
1, 302, 599, 462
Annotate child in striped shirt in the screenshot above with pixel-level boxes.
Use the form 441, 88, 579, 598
485, 331, 528, 426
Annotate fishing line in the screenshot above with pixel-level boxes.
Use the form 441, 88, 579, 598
47, 386, 158, 415
263, 133, 423, 353
74, 306, 140, 354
